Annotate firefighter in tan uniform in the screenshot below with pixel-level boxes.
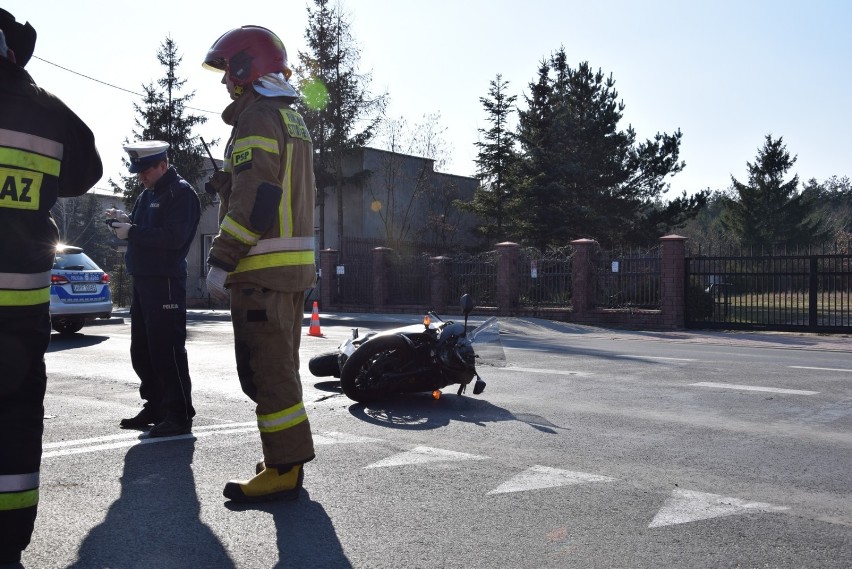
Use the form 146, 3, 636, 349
202, 25, 316, 502
0, 9, 102, 562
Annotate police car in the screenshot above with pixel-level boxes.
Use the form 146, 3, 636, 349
50, 244, 113, 335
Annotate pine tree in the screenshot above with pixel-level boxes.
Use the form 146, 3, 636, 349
512, 58, 560, 250
108, 37, 211, 209
460, 74, 518, 244
509, 49, 689, 248
721, 135, 827, 250
296, 0, 387, 249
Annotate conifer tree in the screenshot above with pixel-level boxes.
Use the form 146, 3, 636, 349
108, 37, 210, 209
296, 0, 386, 249
511, 59, 561, 250
509, 49, 692, 248
461, 74, 518, 243
721, 135, 827, 249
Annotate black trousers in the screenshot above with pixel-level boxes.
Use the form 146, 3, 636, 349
0, 309, 50, 562
129, 276, 195, 423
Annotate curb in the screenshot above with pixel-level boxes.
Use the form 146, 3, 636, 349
99, 308, 851, 351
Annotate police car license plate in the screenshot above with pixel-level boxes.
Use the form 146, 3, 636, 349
72, 283, 98, 293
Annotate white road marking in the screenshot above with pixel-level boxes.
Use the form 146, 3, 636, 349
691, 382, 819, 395
789, 365, 852, 373
504, 366, 589, 376
487, 465, 616, 494
315, 431, 383, 445
649, 488, 788, 528
42, 425, 380, 459
43, 427, 257, 458
364, 445, 489, 468
617, 355, 697, 361
42, 421, 257, 450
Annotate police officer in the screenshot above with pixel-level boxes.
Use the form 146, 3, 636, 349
0, 9, 103, 564
202, 26, 317, 502
108, 141, 200, 438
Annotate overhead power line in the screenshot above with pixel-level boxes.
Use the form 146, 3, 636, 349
32, 55, 219, 115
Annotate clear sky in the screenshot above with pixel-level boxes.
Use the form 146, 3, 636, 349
4, 0, 850, 198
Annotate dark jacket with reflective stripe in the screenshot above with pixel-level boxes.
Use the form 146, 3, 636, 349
0, 58, 102, 314
125, 167, 201, 278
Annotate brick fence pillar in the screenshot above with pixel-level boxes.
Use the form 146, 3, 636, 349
496, 242, 520, 312
660, 234, 688, 329
372, 247, 392, 308
430, 256, 451, 311
319, 248, 337, 309
571, 239, 597, 315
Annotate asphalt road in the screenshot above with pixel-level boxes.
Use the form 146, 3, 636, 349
18, 312, 852, 568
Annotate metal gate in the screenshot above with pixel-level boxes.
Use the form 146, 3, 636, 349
685, 249, 852, 332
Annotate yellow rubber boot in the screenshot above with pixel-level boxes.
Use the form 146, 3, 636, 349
223, 464, 304, 503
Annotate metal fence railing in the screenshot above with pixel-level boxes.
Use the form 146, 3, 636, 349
386, 253, 431, 305
327, 240, 850, 332
686, 244, 852, 332
593, 246, 661, 309
448, 251, 498, 308
518, 247, 573, 308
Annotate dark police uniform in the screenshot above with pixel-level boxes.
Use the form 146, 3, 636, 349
124, 166, 200, 427
0, 21, 102, 563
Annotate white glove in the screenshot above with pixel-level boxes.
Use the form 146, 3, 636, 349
206, 266, 229, 302
105, 208, 130, 222
112, 222, 132, 240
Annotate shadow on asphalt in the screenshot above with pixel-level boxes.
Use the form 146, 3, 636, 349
225, 490, 352, 568
47, 333, 108, 351
68, 439, 233, 568
313, 380, 342, 394
348, 393, 568, 434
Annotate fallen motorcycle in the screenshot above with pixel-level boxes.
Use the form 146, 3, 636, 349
308, 294, 500, 403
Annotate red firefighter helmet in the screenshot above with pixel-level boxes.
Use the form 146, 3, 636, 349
203, 25, 291, 85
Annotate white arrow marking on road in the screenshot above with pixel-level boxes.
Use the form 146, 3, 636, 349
692, 382, 819, 395
648, 488, 788, 528
364, 445, 489, 469
487, 465, 616, 494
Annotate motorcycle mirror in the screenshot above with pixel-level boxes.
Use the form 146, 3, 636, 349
460, 294, 474, 316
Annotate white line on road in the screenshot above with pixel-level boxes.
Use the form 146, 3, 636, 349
789, 366, 852, 373
42, 421, 257, 450
617, 355, 697, 361
42, 424, 383, 459
691, 382, 819, 395
503, 366, 589, 376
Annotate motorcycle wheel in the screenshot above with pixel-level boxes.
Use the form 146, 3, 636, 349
308, 351, 341, 378
339, 335, 411, 403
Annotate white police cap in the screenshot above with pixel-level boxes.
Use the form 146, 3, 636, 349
123, 140, 170, 173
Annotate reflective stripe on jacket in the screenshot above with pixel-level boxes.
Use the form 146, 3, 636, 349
0, 59, 103, 312
0, 472, 39, 511
208, 93, 316, 292
0, 270, 51, 307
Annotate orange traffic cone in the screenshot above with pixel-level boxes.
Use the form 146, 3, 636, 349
307, 301, 323, 337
